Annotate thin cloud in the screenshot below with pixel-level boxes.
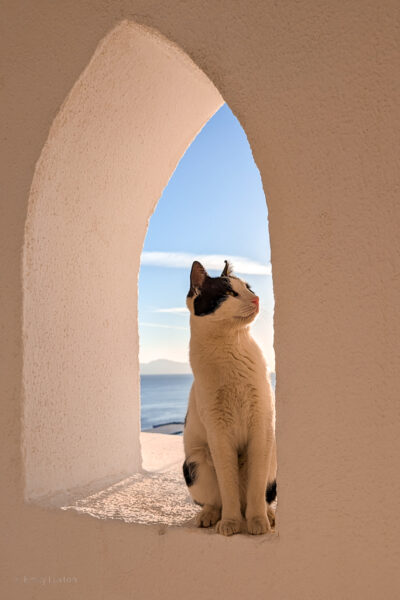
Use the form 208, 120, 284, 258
139, 322, 188, 331
155, 307, 188, 314
141, 252, 271, 275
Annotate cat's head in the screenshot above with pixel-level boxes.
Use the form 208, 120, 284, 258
186, 260, 259, 326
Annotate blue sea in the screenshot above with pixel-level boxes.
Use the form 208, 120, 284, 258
140, 373, 276, 434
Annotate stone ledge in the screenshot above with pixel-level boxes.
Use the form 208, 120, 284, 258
59, 432, 277, 537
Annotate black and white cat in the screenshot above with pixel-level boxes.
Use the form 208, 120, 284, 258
183, 259, 276, 536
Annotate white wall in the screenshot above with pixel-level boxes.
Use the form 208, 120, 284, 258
23, 22, 222, 499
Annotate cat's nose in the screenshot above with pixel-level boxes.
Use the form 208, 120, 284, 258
251, 296, 259, 305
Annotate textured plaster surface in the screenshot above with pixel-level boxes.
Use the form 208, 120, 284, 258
1, 2, 400, 599
23, 22, 222, 499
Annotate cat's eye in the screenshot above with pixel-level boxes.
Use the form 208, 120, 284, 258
226, 290, 237, 297
245, 283, 255, 294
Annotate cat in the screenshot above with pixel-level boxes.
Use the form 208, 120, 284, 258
182, 259, 277, 536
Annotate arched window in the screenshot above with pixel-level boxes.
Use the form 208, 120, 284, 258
23, 22, 275, 529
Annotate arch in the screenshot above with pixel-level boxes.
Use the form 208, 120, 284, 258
23, 21, 222, 501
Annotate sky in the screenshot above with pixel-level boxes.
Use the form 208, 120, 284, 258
138, 104, 275, 371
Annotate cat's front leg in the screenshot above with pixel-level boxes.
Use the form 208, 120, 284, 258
207, 431, 242, 536
245, 427, 274, 535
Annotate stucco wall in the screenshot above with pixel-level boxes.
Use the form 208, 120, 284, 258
1, 2, 400, 599
23, 21, 222, 500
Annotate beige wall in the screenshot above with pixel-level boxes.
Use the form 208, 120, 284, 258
23, 21, 222, 501
1, 2, 400, 599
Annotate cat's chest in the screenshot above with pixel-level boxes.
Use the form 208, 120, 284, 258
192, 339, 264, 380
190, 333, 270, 438
196, 378, 267, 434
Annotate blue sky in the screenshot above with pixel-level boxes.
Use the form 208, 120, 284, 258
138, 104, 275, 371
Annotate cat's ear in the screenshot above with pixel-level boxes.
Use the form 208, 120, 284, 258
221, 259, 233, 277
190, 261, 208, 292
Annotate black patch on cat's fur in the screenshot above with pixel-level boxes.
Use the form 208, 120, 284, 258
194, 499, 204, 507
189, 276, 238, 316
266, 480, 277, 504
183, 459, 198, 487
184, 411, 187, 426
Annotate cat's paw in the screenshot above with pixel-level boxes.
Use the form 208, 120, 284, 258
247, 514, 271, 535
215, 518, 242, 536
195, 505, 221, 528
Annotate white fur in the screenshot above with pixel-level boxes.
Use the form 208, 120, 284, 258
183, 265, 276, 536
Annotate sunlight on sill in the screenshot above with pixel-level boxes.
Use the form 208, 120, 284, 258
61, 432, 199, 527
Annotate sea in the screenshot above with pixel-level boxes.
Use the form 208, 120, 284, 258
141, 372, 276, 435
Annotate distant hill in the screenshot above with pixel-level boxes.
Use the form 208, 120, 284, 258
140, 359, 192, 375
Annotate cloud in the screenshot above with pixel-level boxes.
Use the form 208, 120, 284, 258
139, 322, 188, 331
155, 307, 188, 314
141, 252, 271, 275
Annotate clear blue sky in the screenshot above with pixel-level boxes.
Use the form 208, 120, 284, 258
138, 104, 275, 371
